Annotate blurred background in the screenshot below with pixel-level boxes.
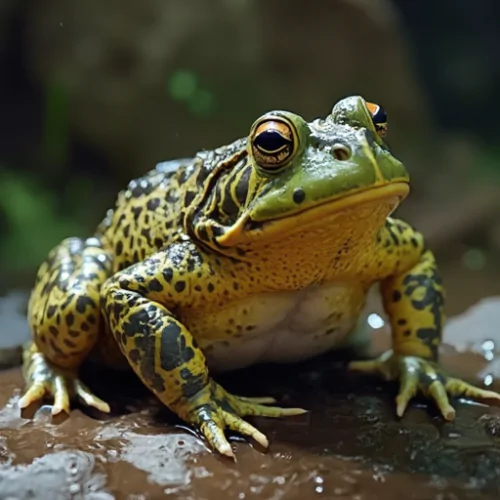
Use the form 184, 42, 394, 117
0, 0, 499, 315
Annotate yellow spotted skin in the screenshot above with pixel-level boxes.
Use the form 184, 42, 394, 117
20, 95, 500, 458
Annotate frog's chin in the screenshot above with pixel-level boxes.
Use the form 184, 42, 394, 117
216, 182, 409, 248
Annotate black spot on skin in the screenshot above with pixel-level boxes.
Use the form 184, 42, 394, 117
397, 318, 407, 325
131, 206, 143, 221
87, 314, 97, 324
46, 305, 57, 319
146, 197, 161, 211
149, 278, 164, 292
194, 285, 202, 292
129, 349, 141, 364
150, 374, 166, 393
410, 237, 419, 248
160, 322, 195, 371
207, 283, 215, 293
179, 368, 207, 399
392, 290, 402, 302
49, 326, 59, 337
233, 282, 239, 290
415, 328, 439, 358
403, 329, 411, 337
140, 228, 152, 245
64, 339, 77, 348
123, 225, 130, 238
81, 322, 89, 331
76, 295, 96, 314
174, 281, 186, 293
115, 241, 124, 256
163, 268, 174, 283
292, 187, 306, 204
184, 190, 196, 208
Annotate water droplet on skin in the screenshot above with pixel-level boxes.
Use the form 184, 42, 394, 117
314, 476, 324, 484
484, 374, 494, 386
315, 485, 324, 494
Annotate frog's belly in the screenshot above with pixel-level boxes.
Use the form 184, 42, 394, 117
189, 282, 368, 373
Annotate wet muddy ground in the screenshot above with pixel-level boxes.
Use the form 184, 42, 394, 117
2, 281, 500, 499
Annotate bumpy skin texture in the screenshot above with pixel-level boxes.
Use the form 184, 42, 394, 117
19, 96, 500, 458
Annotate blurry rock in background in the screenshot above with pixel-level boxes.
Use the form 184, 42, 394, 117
24, 0, 430, 177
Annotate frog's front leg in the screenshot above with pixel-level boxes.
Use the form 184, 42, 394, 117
349, 218, 500, 419
100, 244, 305, 458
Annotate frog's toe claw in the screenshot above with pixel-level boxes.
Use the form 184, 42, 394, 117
74, 380, 111, 413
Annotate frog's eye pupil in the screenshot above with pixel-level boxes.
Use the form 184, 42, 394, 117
253, 130, 291, 153
372, 106, 387, 125
250, 118, 297, 172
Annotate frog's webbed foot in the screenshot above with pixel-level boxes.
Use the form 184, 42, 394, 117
18, 349, 110, 415
349, 350, 500, 420
174, 380, 307, 458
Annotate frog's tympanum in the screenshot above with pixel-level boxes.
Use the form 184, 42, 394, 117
19, 96, 500, 457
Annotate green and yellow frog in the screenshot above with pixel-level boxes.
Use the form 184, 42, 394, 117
19, 96, 500, 457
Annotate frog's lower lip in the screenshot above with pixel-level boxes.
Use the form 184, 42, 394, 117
245, 182, 410, 232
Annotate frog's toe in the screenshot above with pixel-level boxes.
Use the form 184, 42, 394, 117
233, 396, 307, 418
223, 411, 269, 448
18, 382, 48, 411
74, 380, 111, 413
445, 378, 500, 404
198, 412, 235, 458
236, 395, 278, 405
19, 353, 110, 416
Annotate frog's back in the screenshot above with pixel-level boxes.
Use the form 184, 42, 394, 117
96, 139, 247, 274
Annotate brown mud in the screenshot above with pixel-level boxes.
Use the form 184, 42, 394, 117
2, 293, 500, 498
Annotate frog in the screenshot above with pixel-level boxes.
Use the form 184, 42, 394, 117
18, 95, 500, 458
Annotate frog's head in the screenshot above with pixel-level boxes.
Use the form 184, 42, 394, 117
186, 96, 409, 251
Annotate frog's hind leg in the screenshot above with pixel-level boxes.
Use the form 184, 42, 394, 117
19, 236, 113, 415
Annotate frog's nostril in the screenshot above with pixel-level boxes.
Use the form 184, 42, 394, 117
332, 144, 351, 161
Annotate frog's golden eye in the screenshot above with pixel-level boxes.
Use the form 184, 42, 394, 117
251, 118, 298, 171
366, 101, 388, 138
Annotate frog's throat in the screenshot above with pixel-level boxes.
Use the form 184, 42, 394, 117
216, 182, 409, 247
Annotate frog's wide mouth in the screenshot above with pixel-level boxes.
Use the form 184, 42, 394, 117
217, 182, 409, 247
